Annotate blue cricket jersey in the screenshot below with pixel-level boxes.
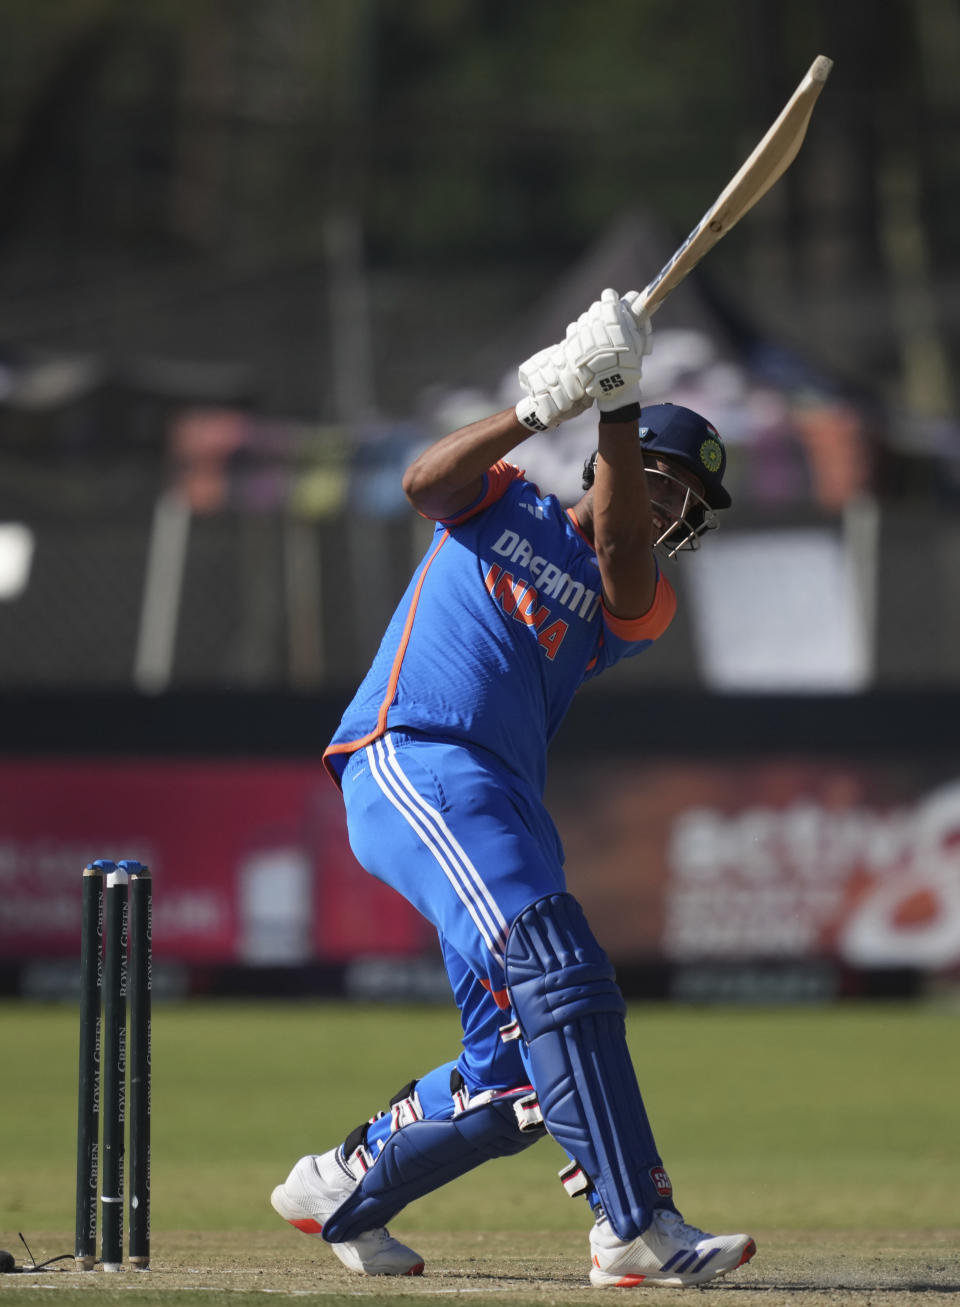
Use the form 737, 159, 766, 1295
324, 462, 675, 795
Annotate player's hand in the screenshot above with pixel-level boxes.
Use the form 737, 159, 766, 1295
515, 346, 593, 433
567, 288, 652, 412
514, 289, 652, 432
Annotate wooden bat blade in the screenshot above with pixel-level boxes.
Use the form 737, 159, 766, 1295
635, 55, 833, 318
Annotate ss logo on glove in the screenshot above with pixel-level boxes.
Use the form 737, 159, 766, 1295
598, 373, 625, 394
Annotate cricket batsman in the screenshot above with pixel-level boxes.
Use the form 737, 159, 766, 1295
270, 289, 756, 1287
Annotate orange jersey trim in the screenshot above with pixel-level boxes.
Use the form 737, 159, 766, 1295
434, 461, 523, 526
566, 506, 592, 546
566, 508, 676, 642
481, 978, 512, 1010
322, 531, 451, 787
602, 571, 676, 642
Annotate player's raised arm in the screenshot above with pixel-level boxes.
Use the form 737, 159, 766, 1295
401, 407, 528, 521
572, 289, 658, 619
403, 290, 629, 521
591, 416, 658, 619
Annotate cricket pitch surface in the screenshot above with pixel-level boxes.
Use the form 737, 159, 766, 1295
1, 1229, 957, 1307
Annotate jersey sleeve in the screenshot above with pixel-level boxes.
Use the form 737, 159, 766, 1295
582, 566, 676, 682
601, 567, 676, 642
433, 461, 524, 526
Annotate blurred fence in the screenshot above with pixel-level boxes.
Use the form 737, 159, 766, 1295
1, 493, 959, 692
0, 502, 428, 690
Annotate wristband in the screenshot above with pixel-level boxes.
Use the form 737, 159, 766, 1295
598, 402, 641, 424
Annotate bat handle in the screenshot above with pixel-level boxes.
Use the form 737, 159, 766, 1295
629, 283, 662, 322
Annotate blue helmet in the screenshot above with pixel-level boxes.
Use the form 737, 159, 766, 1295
580, 403, 730, 557
581, 403, 731, 509
636, 403, 731, 509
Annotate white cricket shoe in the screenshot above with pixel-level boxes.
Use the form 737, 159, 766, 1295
270, 1150, 424, 1276
589, 1209, 756, 1288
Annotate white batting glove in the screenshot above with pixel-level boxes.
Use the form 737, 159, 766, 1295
514, 289, 652, 432
515, 345, 592, 433
567, 288, 652, 412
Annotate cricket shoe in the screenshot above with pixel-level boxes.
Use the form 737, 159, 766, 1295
270, 1150, 424, 1276
589, 1209, 756, 1288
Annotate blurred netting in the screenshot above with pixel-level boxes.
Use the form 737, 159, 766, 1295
3, 463, 960, 691
0, 380, 432, 689
1, 363, 960, 692
0, 517, 147, 684
0, 507, 433, 690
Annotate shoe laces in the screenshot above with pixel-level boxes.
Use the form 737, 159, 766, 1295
654, 1209, 710, 1245
356, 1226, 392, 1247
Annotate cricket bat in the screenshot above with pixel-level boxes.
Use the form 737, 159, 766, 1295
633, 55, 833, 319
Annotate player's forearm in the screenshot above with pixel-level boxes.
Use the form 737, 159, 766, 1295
592, 422, 657, 617
402, 407, 529, 518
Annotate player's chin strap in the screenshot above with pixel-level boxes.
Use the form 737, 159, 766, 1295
505, 892, 677, 1242
321, 1072, 546, 1244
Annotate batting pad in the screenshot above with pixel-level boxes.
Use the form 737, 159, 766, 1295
321, 1090, 544, 1243
505, 893, 674, 1241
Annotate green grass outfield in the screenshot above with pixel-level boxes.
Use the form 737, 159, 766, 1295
1, 1000, 958, 1305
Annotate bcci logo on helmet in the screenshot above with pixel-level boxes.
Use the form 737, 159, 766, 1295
699, 438, 723, 473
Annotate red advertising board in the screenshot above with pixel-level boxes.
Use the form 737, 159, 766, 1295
2, 756, 959, 973
0, 760, 432, 963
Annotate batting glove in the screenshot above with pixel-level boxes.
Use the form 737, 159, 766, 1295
567, 288, 652, 412
515, 346, 592, 433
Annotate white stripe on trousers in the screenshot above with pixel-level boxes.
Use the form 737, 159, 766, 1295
365, 735, 510, 967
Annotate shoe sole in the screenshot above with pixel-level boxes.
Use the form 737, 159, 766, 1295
271, 1184, 325, 1236
270, 1183, 425, 1277
590, 1237, 756, 1288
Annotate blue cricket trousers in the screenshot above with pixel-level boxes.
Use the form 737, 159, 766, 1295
342, 728, 565, 1093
